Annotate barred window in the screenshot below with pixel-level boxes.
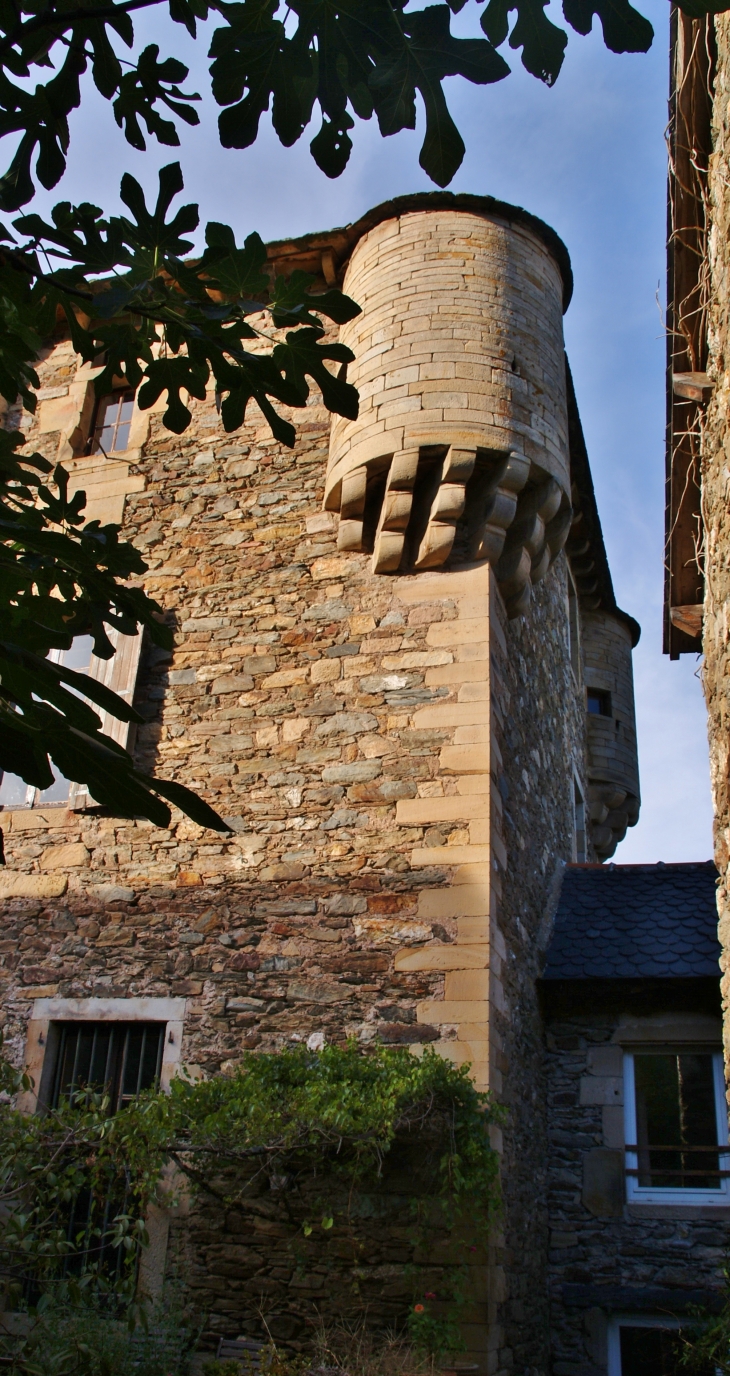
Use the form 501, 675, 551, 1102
41, 1021, 166, 1284
50, 1021, 165, 1111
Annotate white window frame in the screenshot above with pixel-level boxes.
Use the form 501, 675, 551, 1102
69, 625, 145, 810
607, 1314, 682, 1376
0, 628, 144, 812
623, 1049, 730, 1205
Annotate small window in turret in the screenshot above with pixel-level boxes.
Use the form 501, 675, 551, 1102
587, 688, 612, 717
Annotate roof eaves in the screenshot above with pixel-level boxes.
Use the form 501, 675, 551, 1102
264, 191, 574, 311
565, 362, 641, 647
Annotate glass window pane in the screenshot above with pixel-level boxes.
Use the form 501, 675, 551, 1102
90, 390, 134, 454
90, 395, 118, 454
619, 1327, 682, 1376
634, 1052, 719, 1188
114, 418, 132, 452
36, 770, 71, 806
0, 636, 96, 809
0, 772, 31, 807
61, 635, 94, 673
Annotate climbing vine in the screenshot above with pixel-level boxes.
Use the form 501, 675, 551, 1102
0, 1041, 500, 1318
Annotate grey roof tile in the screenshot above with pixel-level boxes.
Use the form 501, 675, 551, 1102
542, 862, 719, 980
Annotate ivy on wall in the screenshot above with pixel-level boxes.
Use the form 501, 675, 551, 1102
0, 1041, 501, 1316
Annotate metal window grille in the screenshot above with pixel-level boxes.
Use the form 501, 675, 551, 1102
48, 1021, 165, 1282
88, 389, 135, 455
51, 1021, 165, 1111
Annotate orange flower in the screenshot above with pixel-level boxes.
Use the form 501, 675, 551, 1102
414, 1304, 425, 1313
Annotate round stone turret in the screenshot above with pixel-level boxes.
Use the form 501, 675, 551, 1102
324, 198, 575, 615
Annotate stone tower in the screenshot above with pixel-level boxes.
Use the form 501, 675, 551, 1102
0, 193, 640, 1373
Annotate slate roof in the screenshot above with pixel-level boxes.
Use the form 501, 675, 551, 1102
542, 861, 720, 980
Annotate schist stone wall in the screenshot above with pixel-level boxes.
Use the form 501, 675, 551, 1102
0, 197, 640, 1375
704, 17, 730, 1089
543, 995, 727, 1376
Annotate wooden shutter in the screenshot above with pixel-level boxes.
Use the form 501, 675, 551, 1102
69, 628, 144, 810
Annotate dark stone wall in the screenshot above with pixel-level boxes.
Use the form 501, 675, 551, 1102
543, 983, 729, 1376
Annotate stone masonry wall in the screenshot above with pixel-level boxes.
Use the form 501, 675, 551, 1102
493, 566, 589, 1376
328, 210, 571, 498
701, 14, 730, 1086
0, 260, 588, 1370
545, 997, 729, 1376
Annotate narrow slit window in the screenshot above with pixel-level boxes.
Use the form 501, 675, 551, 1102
573, 778, 587, 863
587, 687, 612, 716
624, 1049, 730, 1203
88, 389, 135, 455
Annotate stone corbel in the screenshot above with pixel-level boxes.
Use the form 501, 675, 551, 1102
373, 449, 420, 573
587, 782, 638, 859
413, 446, 476, 570
467, 451, 530, 564
329, 443, 572, 599
336, 467, 368, 551
496, 477, 571, 617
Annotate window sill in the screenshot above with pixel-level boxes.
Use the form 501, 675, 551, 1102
627, 1199, 730, 1218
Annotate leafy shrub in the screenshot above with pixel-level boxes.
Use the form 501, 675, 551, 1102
407, 1303, 466, 1363
0, 1041, 500, 1307
0, 1285, 194, 1375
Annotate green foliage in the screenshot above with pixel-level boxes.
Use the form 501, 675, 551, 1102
407, 1302, 466, 1363
163, 1042, 501, 1222
677, 1267, 730, 1373
0, 1041, 170, 1303
0, 427, 230, 827
0, 1285, 194, 1375
0, 0, 713, 814
202, 1348, 310, 1376
4, 161, 360, 436
0, 1040, 500, 1317
0, 0, 717, 215
0, 161, 360, 822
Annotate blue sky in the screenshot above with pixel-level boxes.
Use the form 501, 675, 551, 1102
23, 0, 713, 862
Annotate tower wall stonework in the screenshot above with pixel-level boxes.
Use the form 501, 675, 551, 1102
699, 14, 730, 1082
327, 210, 570, 495
581, 612, 640, 855
0, 200, 640, 1373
